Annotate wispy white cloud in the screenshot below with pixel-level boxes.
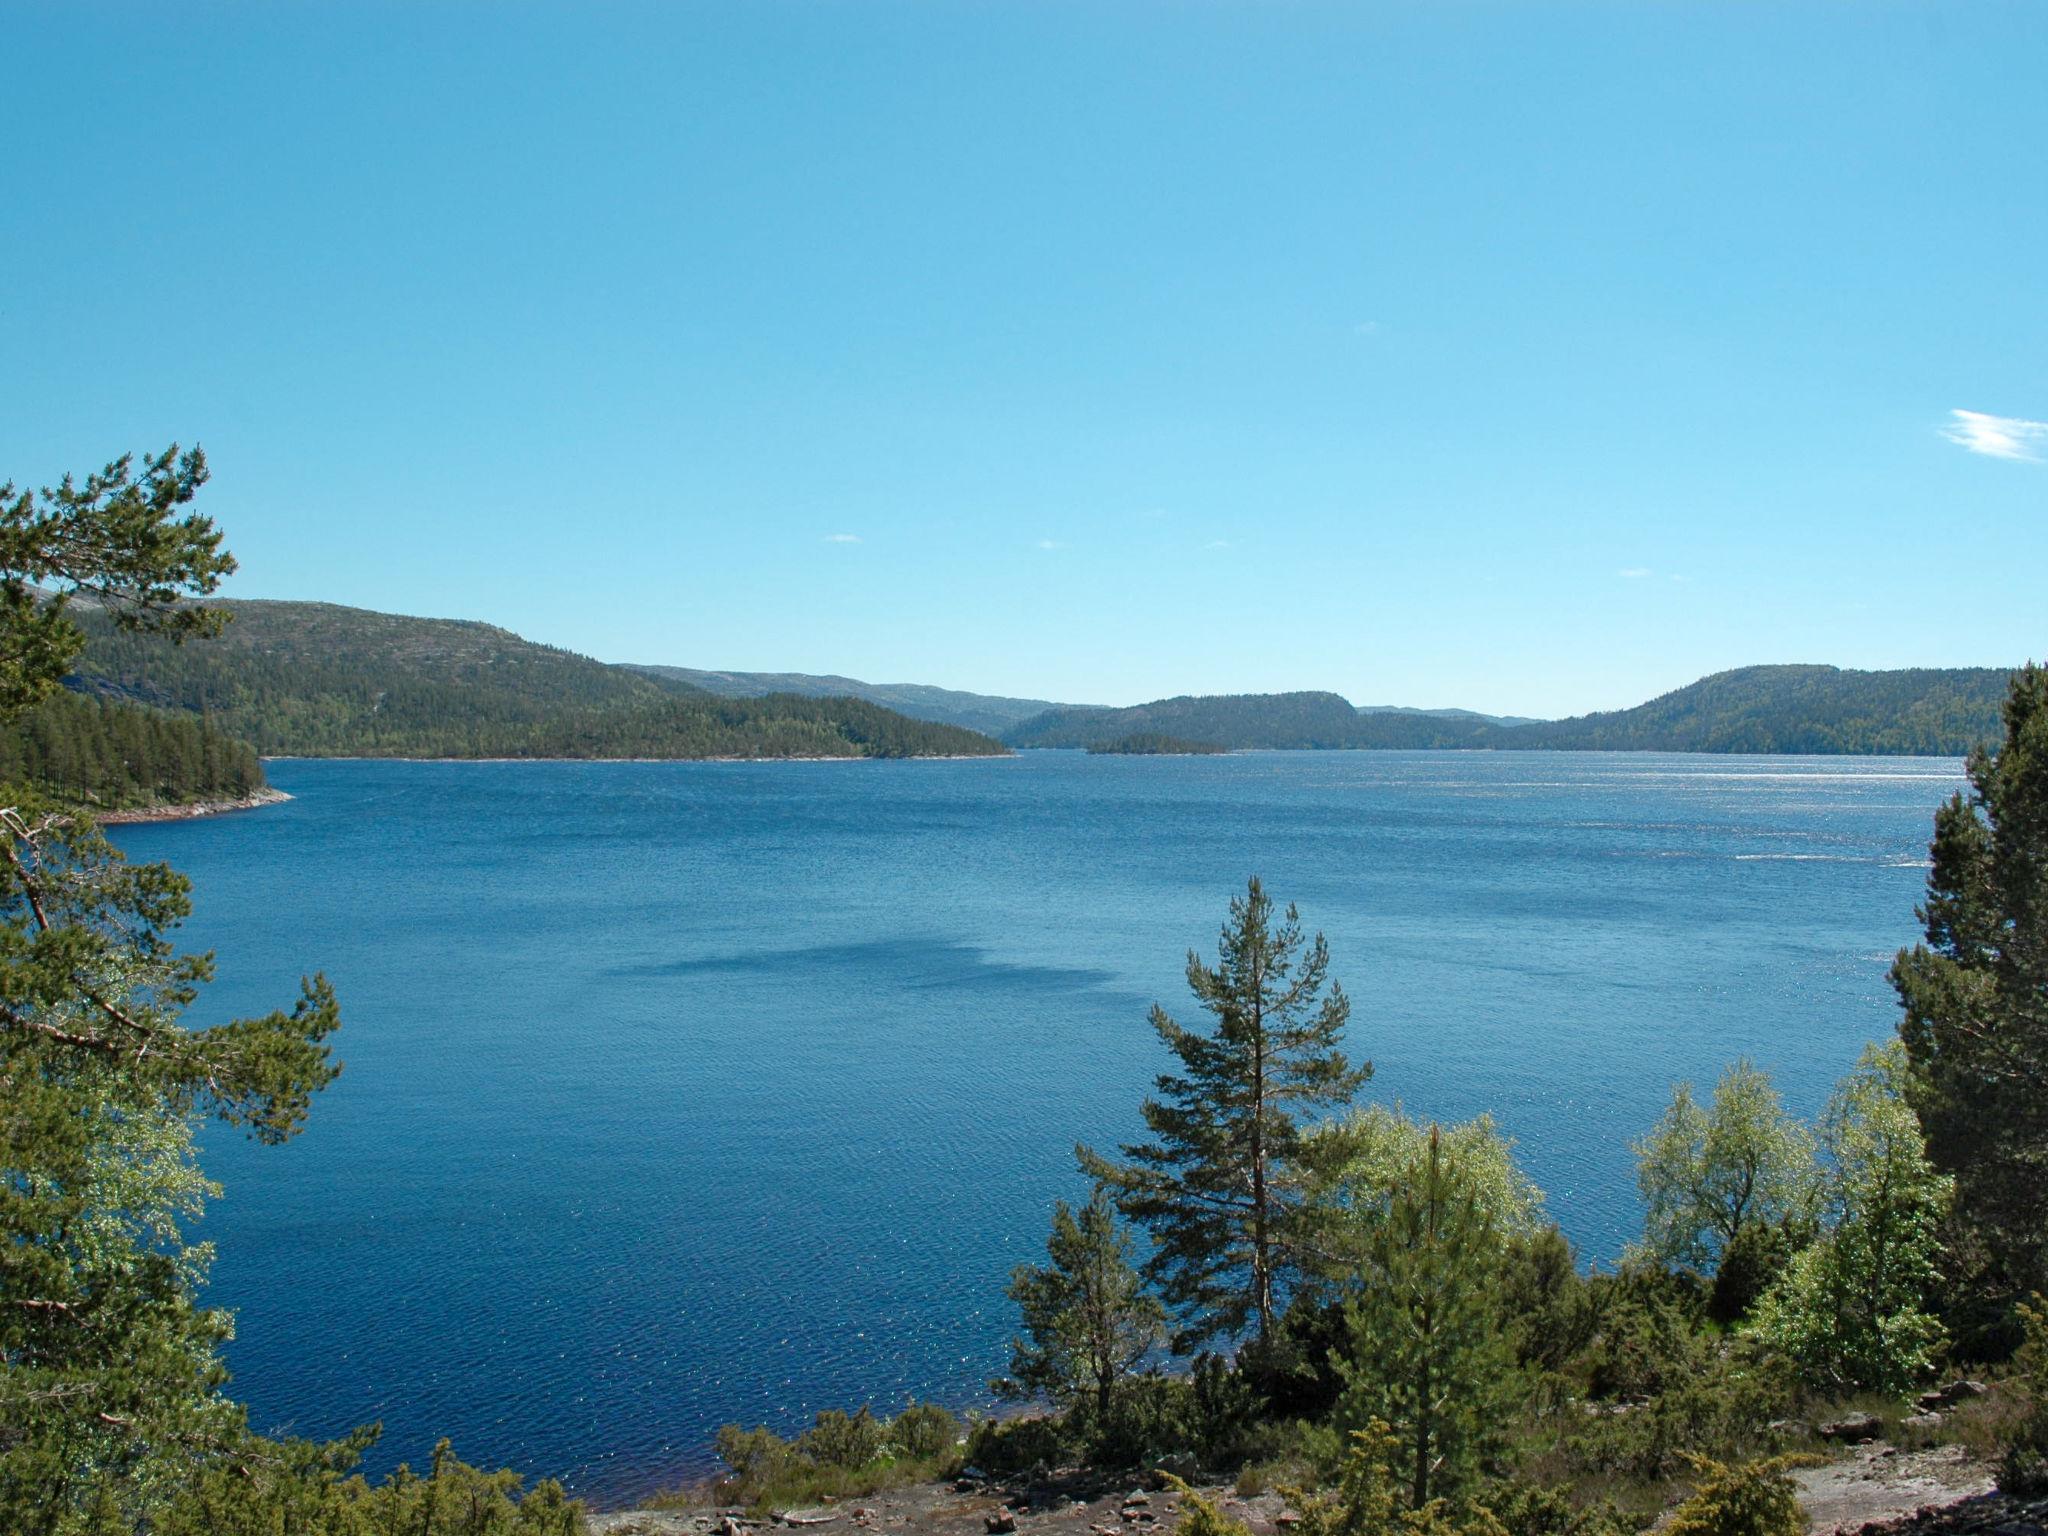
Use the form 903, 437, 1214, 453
1203, 539, 1233, 551
823, 533, 862, 544
1618, 567, 1653, 580
1354, 320, 1382, 338
1943, 408, 2048, 462
1035, 538, 1067, 551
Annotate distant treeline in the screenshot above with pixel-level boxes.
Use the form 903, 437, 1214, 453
70, 600, 1008, 761
0, 688, 265, 809
1086, 733, 1227, 755
1008, 665, 2018, 756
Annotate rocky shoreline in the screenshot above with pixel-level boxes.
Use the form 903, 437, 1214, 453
588, 1438, 2031, 1536
96, 786, 293, 824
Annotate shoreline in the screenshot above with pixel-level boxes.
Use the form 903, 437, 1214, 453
96, 787, 294, 825
257, 754, 1014, 765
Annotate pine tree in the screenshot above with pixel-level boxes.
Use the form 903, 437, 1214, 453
1335, 1127, 1512, 1513
994, 1188, 1164, 1420
1082, 877, 1369, 1350
0, 448, 342, 1532
1892, 663, 2048, 1323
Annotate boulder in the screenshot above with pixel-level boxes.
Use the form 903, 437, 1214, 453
986, 1513, 1018, 1535
1902, 1412, 1945, 1432
1818, 1412, 1883, 1443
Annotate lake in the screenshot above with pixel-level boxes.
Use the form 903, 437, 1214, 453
109, 750, 1963, 1507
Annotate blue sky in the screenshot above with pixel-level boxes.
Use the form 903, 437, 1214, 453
4, 2, 2042, 717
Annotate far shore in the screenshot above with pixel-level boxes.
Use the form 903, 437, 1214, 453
257, 753, 1015, 765
97, 787, 294, 825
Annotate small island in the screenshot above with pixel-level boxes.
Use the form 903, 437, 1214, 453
1085, 732, 1227, 756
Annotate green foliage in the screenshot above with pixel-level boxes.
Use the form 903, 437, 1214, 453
1998, 1297, 2048, 1495
0, 447, 233, 720
2, 713, 340, 1530
73, 598, 1008, 760
889, 1401, 962, 1460
799, 1408, 888, 1469
1475, 1480, 1628, 1536
962, 1412, 1073, 1477
1747, 1043, 1950, 1396
1497, 1228, 1596, 1375
1169, 1481, 1254, 1536
1295, 1106, 1545, 1291
1893, 663, 2048, 1328
0, 688, 264, 810
1082, 877, 1369, 1349
1706, 1221, 1799, 1327
153, 1432, 583, 1536
996, 1188, 1164, 1418
1660, 1452, 1815, 1536
1579, 1264, 1711, 1402
1289, 1422, 1509, 1536
0, 447, 356, 1534
712, 1404, 965, 1510
1335, 1127, 1514, 1511
1086, 734, 1227, 756
1633, 1060, 1818, 1275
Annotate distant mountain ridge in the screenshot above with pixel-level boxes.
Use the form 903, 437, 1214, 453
1003, 665, 2015, 756
626, 665, 1063, 737
1356, 704, 1544, 727
66, 599, 1008, 760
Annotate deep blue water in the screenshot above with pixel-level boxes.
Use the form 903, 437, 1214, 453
109, 751, 1962, 1507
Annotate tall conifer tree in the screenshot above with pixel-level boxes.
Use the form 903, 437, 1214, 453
1082, 877, 1369, 1350
1892, 663, 2048, 1323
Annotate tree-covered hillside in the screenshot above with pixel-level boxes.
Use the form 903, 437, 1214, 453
0, 689, 267, 809
627, 665, 1065, 737
1005, 666, 2016, 756
1008, 692, 1372, 750
70, 599, 1008, 760
1515, 664, 2014, 754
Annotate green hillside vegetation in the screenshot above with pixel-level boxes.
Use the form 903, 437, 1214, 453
70, 599, 1008, 760
1013, 692, 1375, 751
1005, 666, 2013, 756
0, 688, 266, 810
627, 664, 1065, 737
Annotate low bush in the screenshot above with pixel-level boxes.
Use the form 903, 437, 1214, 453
1998, 1298, 2048, 1495
1661, 1452, 1817, 1536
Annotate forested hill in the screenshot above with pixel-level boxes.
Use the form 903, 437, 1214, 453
1004, 666, 2015, 755
0, 689, 268, 810
67, 599, 1008, 760
628, 665, 1064, 737
1510, 664, 2014, 754
1008, 692, 1371, 750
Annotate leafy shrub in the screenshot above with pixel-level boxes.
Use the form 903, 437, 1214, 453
157, 1433, 582, 1536
1662, 1452, 1816, 1536
1288, 1421, 1510, 1536
1501, 1228, 1597, 1373
1999, 1298, 2048, 1495
1478, 1480, 1629, 1536
1707, 1222, 1798, 1328
964, 1412, 1074, 1476
1581, 1267, 1709, 1401
1556, 1341, 1794, 1484
1171, 1482, 1254, 1536
715, 1424, 798, 1486
890, 1401, 961, 1460
799, 1408, 888, 1469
